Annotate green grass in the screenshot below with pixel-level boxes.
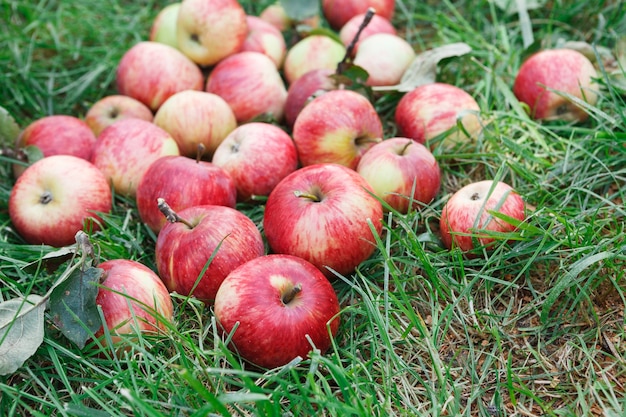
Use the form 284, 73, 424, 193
1, 0, 626, 416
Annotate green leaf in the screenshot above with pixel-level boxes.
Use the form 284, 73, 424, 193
0, 106, 21, 147
280, 0, 319, 21
49, 266, 103, 349
0, 295, 46, 375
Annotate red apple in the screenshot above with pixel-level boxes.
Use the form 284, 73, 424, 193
439, 180, 526, 253
263, 163, 383, 278
259, 3, 291, 31
513, 48, 599, 122
149, 3, 181, 49
91, 118, 180, 198
153, 90, 237, 159
155, 203, 265, 304
205, 51, 287, 123
283, 35, 346, 85
395, 82, 482, 148
211, 122, 298, 202
356, 137, 441, 213
353, 33, 415, 87
292, 89, 382, 169
214, 254, 340, 369
95, 259, 174, 346
85, 95, 154, 137
176, 0, 247, 66
136, 155, 237, 233
322, 0, 395, 30
116, 41, 204, 111
284, 68, 336, 128
339, 13, 396, 55
8, 155, 112, 247
241, 15, 287, 69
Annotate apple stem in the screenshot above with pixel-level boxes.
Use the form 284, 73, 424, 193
196, 143, 206, 163
293, 190, 321, 202
336, 7, 376, 75
470, 192, 481, 201
399, 140, 413, 155
157, 197, 195, 229
282, 283, 302, 305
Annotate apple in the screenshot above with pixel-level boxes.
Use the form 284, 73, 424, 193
292, 89, 382, 169
321, 0, 395, 30
353, 33, 415, 87
205, 51, 287, 123
136, 155, 237, 233
394, 82, 482, 148
91, 118, 180, 198
176, 0, 247, 67
513, 48, 599, 122
356, 137, 441, 213
263, 163, 383, 278
214, 254, 340, 369
153, 90, 237, 159
116, 41, 204, 111
95, 259, 174, 346
284, 68, 336, 128
259, 3, 291, 31
8, 155, 112, 247
155, 202, 265, 304
149, 3, 181, 49
211, 122, 298, 202
338, 13, 396, 55
85, 95, 154, 137
439, 180, 526, 253
241, 15, 287, 69
283, 35, 347, 85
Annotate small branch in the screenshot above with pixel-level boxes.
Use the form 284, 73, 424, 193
157, 198, 195, 229
336, 7, 376, 76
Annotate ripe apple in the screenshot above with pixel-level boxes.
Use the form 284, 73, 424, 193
241, 15, 287, 69
321, 0, 395, 30
211, 122, 298, 202
353, 33, 415, 87
263, 163, 383, 278
259, 3, 291, 31
8, 155, 112, 247
91, 118, 180, 198
214, 254, 340, 369
395, 82, 482, 148
284, 68, 336, 128
85, 95, 154, 137
356, 137, 441, 213
283, 35, 347, 85
176, 0, 247, 66
116, 41, 204, 111
439, 180, 526, 253
513, 48, 599, 122
292, 89, 383, 169
205, 51, 287, 123
339, 13, 396, 55
136, 155, 237, 233
95, 259, 174, 346
149, 3, 181, 49
155, 203, 265, 304
153, 90, 237, 159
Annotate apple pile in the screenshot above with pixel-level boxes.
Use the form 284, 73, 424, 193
5, 0, 602, 368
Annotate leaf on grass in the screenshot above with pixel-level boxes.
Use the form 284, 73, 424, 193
0, 295, 46, 375
372, 42, 472, 92
0, 106, 21, 147
22, 246, 78, 274
281, 0, 319, 21
49, 266, 103, 349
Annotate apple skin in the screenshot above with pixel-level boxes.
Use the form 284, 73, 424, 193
259, 3, 291, 31
8, 155, 112, 247
513, 48, 599, 122
95, 259, 174, 346
283, 35, 346, 85
353, 33, 415, 87
284, 68, 336, 128
395, 82, 482, 148
321, 0, 395, 30
206, 51, 287, 124
149, 3, 181, 49
356, 137, 441, 213
263, 163, 383, 278
439, 180, 526, 253
116, 41, 204, 111
338, 13, 396, 55
211, 122, 299, 202
241, 15, 287, 69
214, 254, 340, 369
85, 95, 154, 137
292, 89, 383, 169
136, 155, 237, 233
155, 205, 265, 304
176, 0, 247, 67
91, 118, 180, 198
153, 90, 237, 159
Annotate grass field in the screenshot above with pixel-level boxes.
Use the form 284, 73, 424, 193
1, 0, 626, 416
